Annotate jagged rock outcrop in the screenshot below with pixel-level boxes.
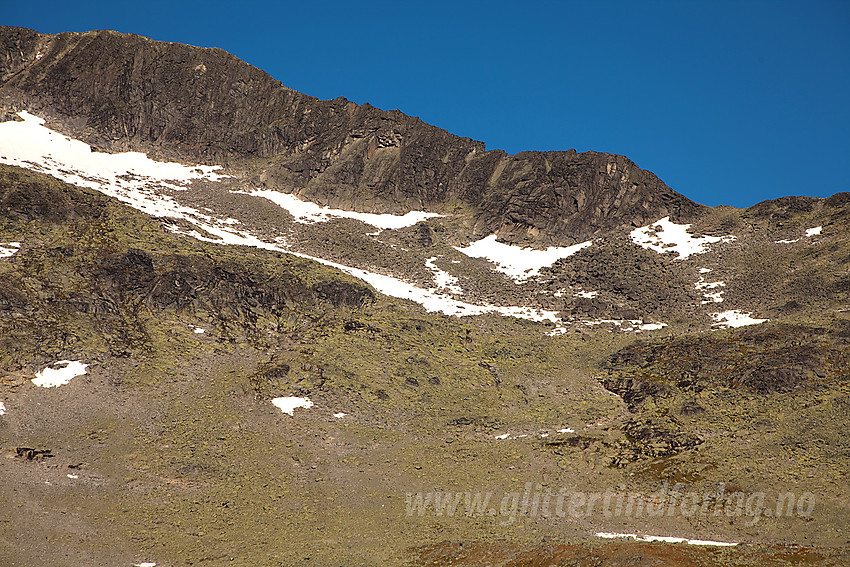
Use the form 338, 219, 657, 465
602, 324, 850, 399
0, 26, 702, 244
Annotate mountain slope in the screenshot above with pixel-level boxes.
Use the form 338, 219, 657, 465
0, 25, 701, 243
1, 164, 848, 566
1, 25, 850, 567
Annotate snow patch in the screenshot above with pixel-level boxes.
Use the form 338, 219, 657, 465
0, 111, 232, 226
134, 563, 157, 567
695, 278, 726, 304
574, 290, 599, 298
637, 322, 668, 331
701, 291, 724, 304
0, 401, 5, 415
32, 360, 88, 388
548, 319, 666, 336
333, 412, 347, 419
595, 532, 738, 547
580, 319, 667, 332
271, 396, 314, 415
168, 218, 562, 324
775, 226, 822, 243
0, 111, 226, 194
239, 189, 441, 229
492, 305, 560, 323
710, 310, 768, 328
557, 428, 575, 434
493, 432, 555, 440
630, 217, 735, 260
0, 241, 21, 258
454, 234, 592, 281
297, 254, 562, 323
425, 256, 463, 295
193, 327, 205, 334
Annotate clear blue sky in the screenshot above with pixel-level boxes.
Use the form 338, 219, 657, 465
5, 0, 849, 207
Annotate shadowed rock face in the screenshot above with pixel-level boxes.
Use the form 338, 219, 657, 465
0, 26, 43, 83
0, 26, 702, 243
602, 323, 850, 409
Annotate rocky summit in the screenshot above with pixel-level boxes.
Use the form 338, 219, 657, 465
0, 25, 848, 567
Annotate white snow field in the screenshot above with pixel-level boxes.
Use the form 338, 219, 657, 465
425, 256, 463, 295
239, 189, 441, 229
574, 290, 599, 298
710, 310, 768, 328
630, 217, 735, 260
775, 225, 822, 244
0, 241, 21, 258
595, 532, 738, 547
496, 427, 578, 440
454, 234, 592, 281
168, 218, 563, 323
0, 111, 226, 191
32, 360, 89, 388
695, 278, 726, 304
0, 111, 570, 331
271, 396, 314, 415
549, 319, 667, 336
580, 319, 668, 331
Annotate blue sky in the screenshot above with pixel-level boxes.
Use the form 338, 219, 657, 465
5, 0, 849, 207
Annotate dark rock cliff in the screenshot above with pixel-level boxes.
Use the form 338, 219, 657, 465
0, 26, 702, 243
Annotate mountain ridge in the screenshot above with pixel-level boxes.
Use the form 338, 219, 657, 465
0, 25, 701, 244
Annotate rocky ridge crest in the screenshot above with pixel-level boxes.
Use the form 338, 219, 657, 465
0, 25, 701, 244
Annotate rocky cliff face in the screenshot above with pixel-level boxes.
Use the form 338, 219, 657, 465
0, 26, 701, 243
